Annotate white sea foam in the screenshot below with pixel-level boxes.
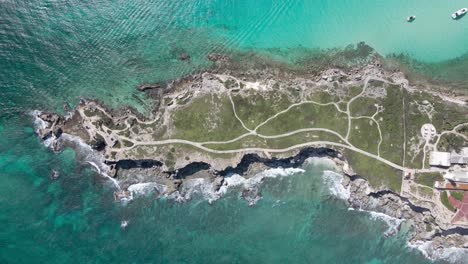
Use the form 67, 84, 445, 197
321, 170, 350, 200
128, 182, 167, 197
367, 210, 404, 237
352, 208, 404, 237
31, 110, 48, 131
178, 178, 219, 202
59, 133, 120, 189
31, 111, 121, 190
305, 157, 339, 170
166, 167, 307, 204
408, 240, 468, 263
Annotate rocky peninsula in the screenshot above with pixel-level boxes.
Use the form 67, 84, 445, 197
33, 47, 468, 260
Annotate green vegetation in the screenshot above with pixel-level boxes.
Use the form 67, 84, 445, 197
425, 223, 432, 232
205, 131, 343, 151
344, 150, 402, 192
165, 149, 176, 171
440, 191, 456, 212
306, 90, 340, 104
232, 92, 291, 129
432, 99, 468, 132
348, 118, 380, 154
451, 191, 464, 201
417, 185, 434, 198
458, 125, 468, 137
349, 97, 379, 117
204, 135, 267, 151
223, 78, 237, 89
171, 94, 247, 142
438, 134, 465, 152
414, 172, 443, 188
377, 85, 405, 165
84, 109, 98, 117
122, 140, 134, 148
347, 86, 364, 98
264, 132, 343, 149
367, 80, 385, 88
91, 110, 126, 131
257, 103, 348, 136
81, 72, 464, 196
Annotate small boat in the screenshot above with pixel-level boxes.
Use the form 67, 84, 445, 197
120, 220, 129, 229
406, 15, 416, 22
452, 8, 468, 19
50, 169, 59, 180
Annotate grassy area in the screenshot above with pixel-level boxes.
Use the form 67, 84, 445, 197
264, 131, 343, 149
414, 172, 443, 188
403, 91, 430, 168
171, 94, 247, 142
84, 109, 98, 117
122, 140, 134, 148
347, 85, 364, 98
376, 85, 405, 165
417, 185, 434, 199
451, 191, 464, 202
348, 118, 380, 154
306, 90, 340, 104
437, 133, 465, 153
458, 125, 468, 137
432, 99, 468, 132
257, 103, 348, 136
232, 92, 292, 130
349, 97, 379, 117
204, 131, 343, 151
204, 135, 268, 151
367, 79, 386, 89
440, 191, 456, 212
344, 149, 402, 192
128, 143, 237, 162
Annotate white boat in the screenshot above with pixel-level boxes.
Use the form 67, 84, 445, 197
406, 15, 416, 22
452, 8, 468, 19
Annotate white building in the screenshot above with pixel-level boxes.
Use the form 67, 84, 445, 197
444, 171, 468, 183
450, 153, 468, 165
429, 151, 451, 167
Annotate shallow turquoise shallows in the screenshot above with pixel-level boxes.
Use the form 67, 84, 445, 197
0, 0, 465, 263
207, 0, 468, 62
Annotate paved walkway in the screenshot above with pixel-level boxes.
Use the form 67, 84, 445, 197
448, 192, 468, 225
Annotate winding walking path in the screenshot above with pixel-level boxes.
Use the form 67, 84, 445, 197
91, 75, 465, 174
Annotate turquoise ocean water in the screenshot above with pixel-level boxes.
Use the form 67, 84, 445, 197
2, 0, 468, 263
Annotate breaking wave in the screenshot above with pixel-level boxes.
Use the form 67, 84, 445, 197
408, 240, 468, 263
322, 170, 350, 200
125, 167, 306, 205
367, 210, 404, 237
31, 110, 120, 189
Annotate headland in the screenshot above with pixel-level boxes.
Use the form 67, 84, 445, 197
33, 46, 468, 258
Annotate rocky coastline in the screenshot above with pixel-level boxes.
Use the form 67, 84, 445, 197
32, 46, 468, 261
33, 114, 468, 260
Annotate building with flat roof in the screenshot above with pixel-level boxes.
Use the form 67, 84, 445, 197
429, 151, 451, 167
444, 171, 468, 183
429, 149, 468, 168
450, 153, 468, 165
